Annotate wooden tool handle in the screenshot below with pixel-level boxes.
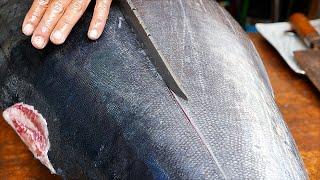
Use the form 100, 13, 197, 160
289, 13, 317, 38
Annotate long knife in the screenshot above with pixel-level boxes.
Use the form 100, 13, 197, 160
118, 0, 188, 100
290, 13, 320, 92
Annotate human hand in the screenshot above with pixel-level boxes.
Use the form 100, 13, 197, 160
22, 0, 112, 49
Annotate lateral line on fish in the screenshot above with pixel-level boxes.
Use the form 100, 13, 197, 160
169, 90, 228, 179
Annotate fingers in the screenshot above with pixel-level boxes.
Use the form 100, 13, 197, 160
22, 0, 50, 36
50, 0, 91, 44
24, 0, 110, 49
88, 0, 112, 40
31, 0, 72, 49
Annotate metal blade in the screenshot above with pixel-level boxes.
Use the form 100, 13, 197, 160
294, 49, 320, 91
118, 0, 188, 100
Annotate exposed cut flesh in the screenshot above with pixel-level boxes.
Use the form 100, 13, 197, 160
2, 103, 56, 174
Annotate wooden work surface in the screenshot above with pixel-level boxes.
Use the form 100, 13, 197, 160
0, 33, 319, 179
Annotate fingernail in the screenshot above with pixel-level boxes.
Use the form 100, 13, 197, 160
52, 30, 64, 42
23, 23, 34, 36
88, 29, 99, 40
32, 36, 46, 49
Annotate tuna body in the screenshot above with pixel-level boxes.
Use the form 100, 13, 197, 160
0, 0, 307, 179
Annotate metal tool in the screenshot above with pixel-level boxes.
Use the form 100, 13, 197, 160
118, 0, 188, 100
290, 13, 320, 91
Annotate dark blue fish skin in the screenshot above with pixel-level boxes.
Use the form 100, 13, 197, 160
0, 0, 307, 179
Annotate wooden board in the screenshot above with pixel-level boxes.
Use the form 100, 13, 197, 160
0, 115, 60, 179
0, 33, 319, 179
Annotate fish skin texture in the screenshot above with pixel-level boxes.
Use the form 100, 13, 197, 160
0, 0, 307, 179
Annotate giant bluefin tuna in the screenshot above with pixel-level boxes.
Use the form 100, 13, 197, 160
0, 0, 308, 179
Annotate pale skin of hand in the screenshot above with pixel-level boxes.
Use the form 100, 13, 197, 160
22, 0, 112, 49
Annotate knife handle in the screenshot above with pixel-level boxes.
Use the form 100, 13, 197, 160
289, 13, 320, 48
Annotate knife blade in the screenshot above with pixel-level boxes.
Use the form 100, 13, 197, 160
118, 0, 188, 100
290, 13, 320, 92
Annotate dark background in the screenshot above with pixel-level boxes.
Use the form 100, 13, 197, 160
217, 0, 319, 31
